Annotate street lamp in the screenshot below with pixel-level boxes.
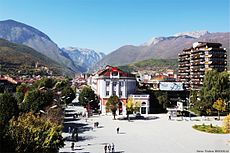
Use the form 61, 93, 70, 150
40, 110, 47, 115
50, 105, 57, 109
39, 105, 58, 115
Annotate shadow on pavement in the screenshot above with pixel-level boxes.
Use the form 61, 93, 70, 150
60, 152, 90, 153
118, 132, 126, 134
97, 125, 104, 128
64, 113, 76, 118
64, 135, 95, 142
117, 116, 159, 121
63, 122, 89, 133
64, 118, 80, 122
65, 109, 76, 113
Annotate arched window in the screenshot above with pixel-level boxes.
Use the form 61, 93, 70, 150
142, 102, 146, 106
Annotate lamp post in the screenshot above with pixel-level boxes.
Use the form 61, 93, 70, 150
39, 105, 58, 115
186, 97, 191, 120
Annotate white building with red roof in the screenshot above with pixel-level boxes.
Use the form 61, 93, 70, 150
88, 65, 137, 114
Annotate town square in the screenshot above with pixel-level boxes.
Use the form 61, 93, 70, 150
59, 105, 229, 153
0, 0, 229, 153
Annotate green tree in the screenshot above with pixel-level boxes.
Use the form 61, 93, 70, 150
106, 95, 119, 119
7, 112, 64, 153
33, 77, 57, 89
157, 92, 168, 109
20, 89, 53, 113
78, 86, 99, 111
199, 70, 230, 115
126, 97, 141, 121
0, 93, 19, 153
60, 86, 75, 105
190, 90, 200, 114
213, 98, 226, 120
54, 80, 68, 91
15, 83, 30, 106
0, 93, 19, 125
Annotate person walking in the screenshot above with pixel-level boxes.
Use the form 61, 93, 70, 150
71, 142, 74, 151
108, 144, 111, 152
104, 144, 107, 153
68, 126, 71, 133
116, 127, 119, 134
112, 143, 115, 152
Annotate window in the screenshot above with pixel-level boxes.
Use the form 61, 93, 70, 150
112, 71, 118, 76
106, 81, 110, 86
141, 107, 146, 114
113, 82, 117, 86
106, 91, 109, 96
112, 91, 116, 95
119, 81, 124, 87
119, 91, 122, 96
142, 102, 146, 106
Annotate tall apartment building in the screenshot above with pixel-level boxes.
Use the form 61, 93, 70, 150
178, 48, 191, 90
178, 42, 227, 90
88, 65, 136, 114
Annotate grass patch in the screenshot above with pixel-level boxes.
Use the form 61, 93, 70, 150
193, 124, 226, 134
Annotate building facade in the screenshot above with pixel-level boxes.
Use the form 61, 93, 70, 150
129, 94, 150, 115
88, 65, 137, 114
178, 42, 227, 90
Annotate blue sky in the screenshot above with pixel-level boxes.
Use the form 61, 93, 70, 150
0, 0, 229, 54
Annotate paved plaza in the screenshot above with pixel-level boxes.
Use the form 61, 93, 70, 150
59, 106, 230, 153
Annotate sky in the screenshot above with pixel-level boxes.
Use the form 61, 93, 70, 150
0, 0, 229, 54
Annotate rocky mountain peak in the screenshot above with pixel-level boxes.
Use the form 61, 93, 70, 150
141, 37, 166, 46
0, 19, 51, 42
174, 30, 209, 38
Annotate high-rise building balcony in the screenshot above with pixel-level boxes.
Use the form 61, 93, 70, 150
191, 54, 205, 59
190, 81, 203, 85
190, 71, 204, 75
178, 42, 227, 91
190, 74, 204, 78
190, 68, 205, 72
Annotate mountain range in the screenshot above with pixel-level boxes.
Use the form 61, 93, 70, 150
0, 19, 229, 75
96, 31, 230, 67
62, 47, 105, 72
0, 19, 105, 74
0, 38, 70, 75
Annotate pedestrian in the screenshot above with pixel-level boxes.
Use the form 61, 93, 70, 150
71, 142, 74, 151
108, 144, 111, 152
112, 143, 115, 152
71, 130, 74, 140
116, 127, 119, 134
75, 132, 78, 142
104, 144, 107, 153
68, 126, 71, 133
96, 122, 99, 128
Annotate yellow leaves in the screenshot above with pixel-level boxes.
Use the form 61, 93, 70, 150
8, 112, 63, 152
126, 97, 133, 111
222, 114, 230, 133
213, 98, 226, 112
126, 97, 141, 113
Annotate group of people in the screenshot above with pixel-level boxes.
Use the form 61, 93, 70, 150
68, 127, 78, 142
104, 143, 115, 153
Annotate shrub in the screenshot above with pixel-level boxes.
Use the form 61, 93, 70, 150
192, 124, 225, 134
7, 112, 64, 152
222, 114, 230, 133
